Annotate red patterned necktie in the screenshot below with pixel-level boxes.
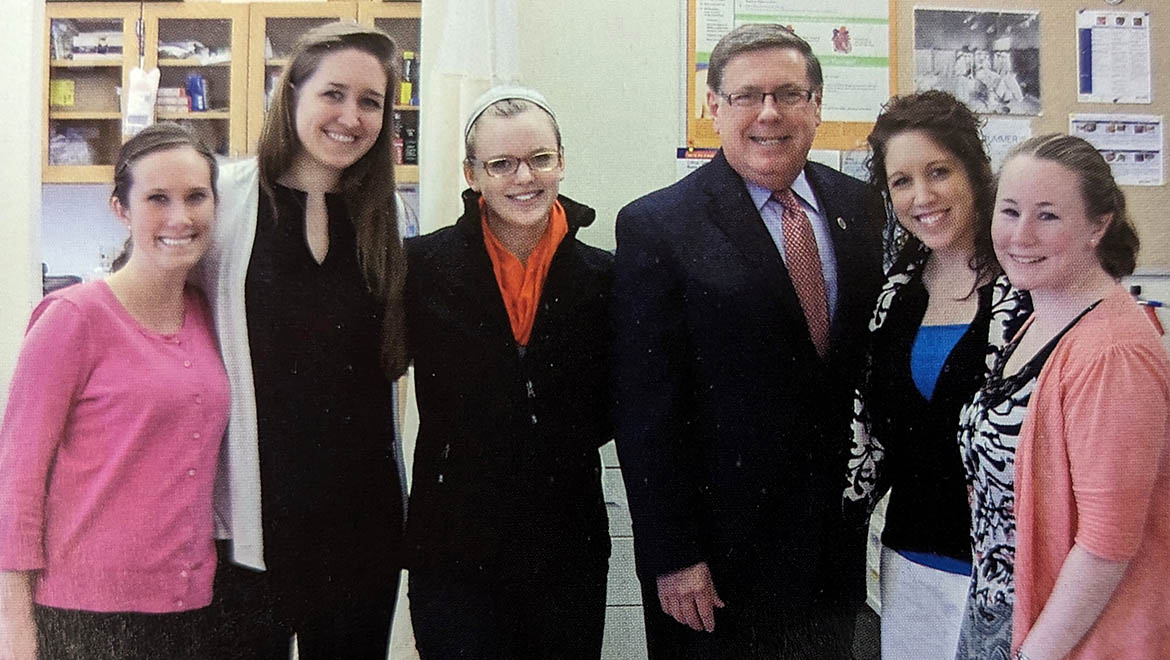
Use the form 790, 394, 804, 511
774, 188, 830, 358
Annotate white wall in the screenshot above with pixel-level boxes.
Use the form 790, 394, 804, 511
516, 1, 682, 251
419, 0, 683, 251
41, 184, 126, 278
0, 2, 44, 409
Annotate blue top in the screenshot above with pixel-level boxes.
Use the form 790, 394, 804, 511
911, 324, 969, 400
895, 548, 972, 576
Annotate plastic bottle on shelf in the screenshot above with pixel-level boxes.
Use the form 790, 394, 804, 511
410, 52, 420, 106
185, 72, 207, 112
400, 51, 415, 106
393, 110, 405, 164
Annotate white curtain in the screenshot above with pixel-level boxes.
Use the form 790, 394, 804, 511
418, 0, 519, 234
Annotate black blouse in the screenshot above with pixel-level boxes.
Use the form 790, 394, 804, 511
866, 269, 994, 563
244, 184, 402, 589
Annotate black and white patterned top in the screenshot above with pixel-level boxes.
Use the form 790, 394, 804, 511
845, 273, 1029, 519
842, 248, 925, 517
957, 347, 1039, 616
957, 291, 1096, 620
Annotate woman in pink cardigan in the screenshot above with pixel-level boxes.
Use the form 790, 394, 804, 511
956, 133, 1170, 660
0, 124, 229, 660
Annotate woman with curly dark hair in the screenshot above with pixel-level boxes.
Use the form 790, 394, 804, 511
844, 90, 1004, 659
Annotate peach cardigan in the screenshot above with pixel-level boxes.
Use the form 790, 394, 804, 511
1013, 285, 1170, 659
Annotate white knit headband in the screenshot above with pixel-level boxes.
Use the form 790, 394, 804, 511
463, 85, 557, 142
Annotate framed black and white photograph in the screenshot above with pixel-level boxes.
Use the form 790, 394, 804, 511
914, 8, 1041, 115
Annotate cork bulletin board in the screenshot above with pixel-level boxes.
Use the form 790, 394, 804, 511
686, 0, 1168, 268
892, 0, 1169, 269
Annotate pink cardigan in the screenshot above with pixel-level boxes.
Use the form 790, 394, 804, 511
0, 281, 229, 612
1013, 285, 1170, 658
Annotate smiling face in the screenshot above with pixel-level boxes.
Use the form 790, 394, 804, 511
884, 130, 978, 256
292, 48, 387, 180
992, 155, 1110, 295
463, 109, 563, 238
112, 146, 215, 277
708, 46, 821, 191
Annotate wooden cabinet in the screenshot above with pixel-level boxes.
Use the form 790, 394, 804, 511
44, 3, 139, 183
44, 2, 421, 185
245, 2, 356, 156
44, 2, 247, 182
360, 2, 422, 184
143, 3, 249, 159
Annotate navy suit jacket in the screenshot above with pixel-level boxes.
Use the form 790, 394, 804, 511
613, 150, 883, 608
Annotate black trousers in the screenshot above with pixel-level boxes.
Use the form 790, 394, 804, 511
640, 580, 857, 660
409, 562, 608, 660
34, 605, 209, 660
206, 542, 398, 660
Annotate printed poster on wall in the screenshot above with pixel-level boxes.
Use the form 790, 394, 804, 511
1076, 10, 1151, 104
687, 0, 892, 150
1070, 113, 1164, 186
676, 147, 719, 180
981, 116, 1033, 171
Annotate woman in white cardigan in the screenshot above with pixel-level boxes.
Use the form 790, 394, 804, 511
195, 22, 410, 660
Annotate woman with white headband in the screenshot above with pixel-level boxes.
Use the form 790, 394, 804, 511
403, 85, 612, 660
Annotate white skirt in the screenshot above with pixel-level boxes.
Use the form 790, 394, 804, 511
879, 545, 971, 660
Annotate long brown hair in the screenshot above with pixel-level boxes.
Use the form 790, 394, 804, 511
257, 21, 407, 378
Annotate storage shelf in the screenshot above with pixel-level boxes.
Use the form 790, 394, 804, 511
50, 58, 122, 68
397, 164, 418, 184
156, 110, 231, 120
49, 110, 121, 120
158, 58, 232, 67
45, 2, 418, 187
44, 164, 115, 184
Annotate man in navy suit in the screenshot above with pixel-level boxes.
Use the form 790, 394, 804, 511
613, 23, 883, 659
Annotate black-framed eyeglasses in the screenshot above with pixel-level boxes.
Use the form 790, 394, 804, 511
467, 150, 562, 178
720, 87, 815, 109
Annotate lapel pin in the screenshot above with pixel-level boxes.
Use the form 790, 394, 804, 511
837, 217, 847, 230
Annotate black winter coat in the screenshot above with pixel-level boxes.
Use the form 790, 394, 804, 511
403, 190, 612, 575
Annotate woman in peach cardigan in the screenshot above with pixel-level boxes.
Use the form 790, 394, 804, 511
956, 133, 1169, 660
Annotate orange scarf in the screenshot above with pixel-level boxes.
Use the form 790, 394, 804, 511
481, 199, 568, 346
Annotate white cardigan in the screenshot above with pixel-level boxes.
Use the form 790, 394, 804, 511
193, 158, 408, 571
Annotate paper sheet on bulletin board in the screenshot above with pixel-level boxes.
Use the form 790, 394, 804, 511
686, 0, 896, 150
